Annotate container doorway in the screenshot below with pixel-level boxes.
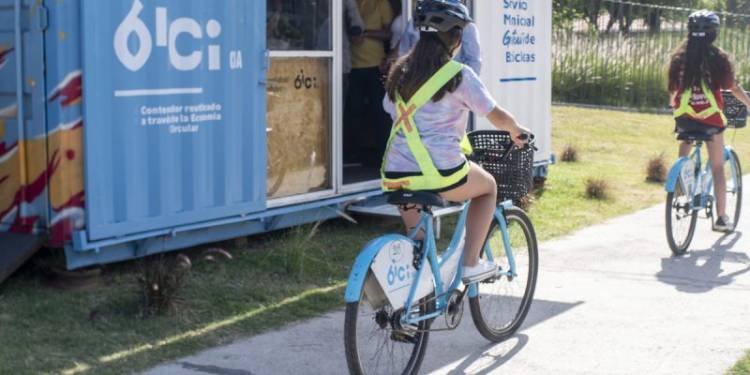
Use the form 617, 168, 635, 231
341, 0, 407, 187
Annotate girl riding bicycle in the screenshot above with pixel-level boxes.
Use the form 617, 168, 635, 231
380, 0, 529, 282
668, 10, 750, 232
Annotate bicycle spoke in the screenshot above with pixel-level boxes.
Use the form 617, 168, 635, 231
666, 177, 698, 254
469, 210, 537, 342
347, 288, 428, 375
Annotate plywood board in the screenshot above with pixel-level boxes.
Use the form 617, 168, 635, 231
267, 58, 332, 199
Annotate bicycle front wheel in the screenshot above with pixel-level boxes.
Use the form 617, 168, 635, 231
344, 273, 431, 375
714, 149, 742, 231
469, 207, 538, 343
666, 179, 698, 255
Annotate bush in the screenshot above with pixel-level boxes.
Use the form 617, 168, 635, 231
137, 255, 190, 316
585, 178, 611, 200
514, 194, 535, 211
646, 154, 667, 183
561, 144, 579, 162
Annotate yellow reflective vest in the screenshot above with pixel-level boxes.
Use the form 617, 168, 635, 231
673, 81, 728, 125
381, 60, 472, 192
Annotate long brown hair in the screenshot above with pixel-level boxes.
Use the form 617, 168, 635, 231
386, 28, 463, 103
668, 31, 734, 92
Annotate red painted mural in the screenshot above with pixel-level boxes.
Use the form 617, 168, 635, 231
0, 64, 85, 246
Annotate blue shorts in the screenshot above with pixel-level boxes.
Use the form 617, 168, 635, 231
674, 116, 725, 135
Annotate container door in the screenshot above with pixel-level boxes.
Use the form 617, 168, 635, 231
0, 0, 49, 234
0, 0, 47, 281
81, 0, 267, 241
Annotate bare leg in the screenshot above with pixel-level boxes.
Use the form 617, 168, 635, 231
439, 162, 497, 267
399, 206, 424, 241
679, 140, 692, 158
707, 133, 727, 217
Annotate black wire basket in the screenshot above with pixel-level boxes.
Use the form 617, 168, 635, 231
722, 90, 748, 129
467, 130, 535, 202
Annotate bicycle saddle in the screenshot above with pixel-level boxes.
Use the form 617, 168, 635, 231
386, 191, 449, 208
676, 131, 715, 141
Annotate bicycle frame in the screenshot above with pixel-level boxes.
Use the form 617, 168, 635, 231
666, 142, 739, 210
400, 200, 517, 326
686, 142, 713, 209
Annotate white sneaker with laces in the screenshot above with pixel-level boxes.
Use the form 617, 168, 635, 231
462, 259, 498, 284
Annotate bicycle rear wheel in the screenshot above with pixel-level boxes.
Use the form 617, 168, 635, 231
344, 273, 431, 375
713, 149, 742, 231
469, 207, 538, 343
666, 178, 698, 255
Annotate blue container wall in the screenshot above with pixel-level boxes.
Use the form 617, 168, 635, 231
44, 0, 87, 245
0, 0, 50, 236
80, 0, 268, 241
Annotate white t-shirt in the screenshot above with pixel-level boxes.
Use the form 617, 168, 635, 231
390, 15, 406, 51
383, 67, 497, 172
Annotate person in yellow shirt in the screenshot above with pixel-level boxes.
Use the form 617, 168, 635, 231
345, 0, 395, 168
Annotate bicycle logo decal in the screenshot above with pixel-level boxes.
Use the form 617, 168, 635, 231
386, 241, 412, 286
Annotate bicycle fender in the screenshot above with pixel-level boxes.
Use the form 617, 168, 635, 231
344, 234, 415, 303
665, 157, 691, 193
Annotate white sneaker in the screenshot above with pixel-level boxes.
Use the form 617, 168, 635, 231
714, 214, 734, 233
462, 259, 498, 284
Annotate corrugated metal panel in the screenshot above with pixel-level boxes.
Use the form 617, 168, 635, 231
0, 0, 49, 234
44, 0, 86, 246
81, 0, 267, 241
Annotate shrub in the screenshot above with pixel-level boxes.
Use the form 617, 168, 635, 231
514, 194, 535, 211
561, 144, 579, 163
646, 154, 667, 183
137, 255, 190, 316
585, 178, 610, 200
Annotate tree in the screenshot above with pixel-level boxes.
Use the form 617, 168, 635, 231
553, 0, 587, 28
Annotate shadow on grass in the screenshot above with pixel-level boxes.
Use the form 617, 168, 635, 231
58, 283, 345, 375
656, 231, 750, 293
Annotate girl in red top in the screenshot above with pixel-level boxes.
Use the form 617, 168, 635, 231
668, 10, 750, 231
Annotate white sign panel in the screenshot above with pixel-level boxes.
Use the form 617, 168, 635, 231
475, 0, 553, 164
370, 239, 435, 308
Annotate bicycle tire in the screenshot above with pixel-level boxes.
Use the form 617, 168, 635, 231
344, 275, 431, 375
468, 207, 538, 343
713, 149, 743, 231
666, 179, 698, 255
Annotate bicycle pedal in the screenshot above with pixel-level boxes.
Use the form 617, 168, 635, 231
391, 329, 418, 344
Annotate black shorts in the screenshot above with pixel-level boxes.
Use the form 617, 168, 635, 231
383, 162, 469, 193
674, 116, 726, 135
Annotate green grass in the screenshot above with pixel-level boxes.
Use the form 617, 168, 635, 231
537, 107, 667, 236
729, 351, 750, 374
4, 106, 750, 374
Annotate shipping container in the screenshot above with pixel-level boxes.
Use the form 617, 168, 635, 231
0, 0, 552, 280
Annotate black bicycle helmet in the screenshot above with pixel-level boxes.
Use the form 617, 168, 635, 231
415, 0, 472, 33
688, 9, 720, 37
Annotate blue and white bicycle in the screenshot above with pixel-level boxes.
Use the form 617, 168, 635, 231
343, 131, 538, 375
665, 91, 745, 255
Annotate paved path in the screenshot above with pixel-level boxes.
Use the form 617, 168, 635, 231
146, 197, 750, 375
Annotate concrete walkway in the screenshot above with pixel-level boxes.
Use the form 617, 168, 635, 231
146, 198, 750, 375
